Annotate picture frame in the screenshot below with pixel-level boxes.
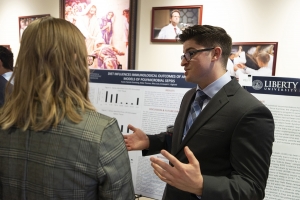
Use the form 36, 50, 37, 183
227, 42, 278, 77
0, 45, 11, 51
59, 0, 138, 70
18, 14, 50, 41
151, 5, 203, 43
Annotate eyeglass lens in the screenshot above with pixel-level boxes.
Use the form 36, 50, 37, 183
181, 48, 214, 62
181, 52, 191, 61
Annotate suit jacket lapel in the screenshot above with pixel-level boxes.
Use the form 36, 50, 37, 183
172, 89, 195, 154
173, 78, 240, 157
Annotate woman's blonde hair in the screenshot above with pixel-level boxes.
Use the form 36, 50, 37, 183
0, 17, 95, 131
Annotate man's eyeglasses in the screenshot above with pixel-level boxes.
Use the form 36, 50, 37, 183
181, 47, 215, 62
87, 55, 96, 66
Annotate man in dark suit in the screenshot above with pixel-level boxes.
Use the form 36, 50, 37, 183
0, 45, 14, 82
0, 75, 9, 106
124, 25, 274, 200
0, 45, 14, 107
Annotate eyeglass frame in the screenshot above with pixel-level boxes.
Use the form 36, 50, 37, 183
181, 47, 215, 62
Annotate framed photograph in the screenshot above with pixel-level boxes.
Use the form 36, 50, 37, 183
59, 0, 138, 70
151, 5, 203, 43
0, 45, 11, 51
227, 42, 278, 78
18, 14, 50, 41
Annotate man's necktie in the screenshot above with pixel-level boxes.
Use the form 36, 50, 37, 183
174, 27, 178, 38
182, 90, 208, 140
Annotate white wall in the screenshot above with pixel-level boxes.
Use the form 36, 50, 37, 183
0, 0, 299, 78
0, 0, 60, 60
136, 0, 300, 78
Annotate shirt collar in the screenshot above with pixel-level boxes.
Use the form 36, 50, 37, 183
2, 71, 13, 81
196, 71, 231, 99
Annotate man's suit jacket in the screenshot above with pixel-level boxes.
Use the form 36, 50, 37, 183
146, 78, 274, 200
0, 75, 13, 107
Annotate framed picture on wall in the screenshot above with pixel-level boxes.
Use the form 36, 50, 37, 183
151, 5, 203, 43
227, 42, 278, 78
18, 14, 50, 41
59, 0, 138, 70
0, 45, 11, 51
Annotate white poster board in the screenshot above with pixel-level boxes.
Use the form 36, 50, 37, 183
89, 70, 300, 200
89, 69, 194, 199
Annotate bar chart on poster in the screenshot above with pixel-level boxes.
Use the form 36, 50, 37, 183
102, 88, 140, 106
89, 86, 141, 107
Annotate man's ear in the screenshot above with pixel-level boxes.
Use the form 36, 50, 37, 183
212, 47, 222, 61
0, 59, 3, 68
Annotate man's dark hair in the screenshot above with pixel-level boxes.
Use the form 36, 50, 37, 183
0, 46, 14, 71
179, 25, 232, 68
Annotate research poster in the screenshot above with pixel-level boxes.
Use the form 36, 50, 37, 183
89, 69, 194, 199
242, 76, 300, 200
89, 70, 300, 200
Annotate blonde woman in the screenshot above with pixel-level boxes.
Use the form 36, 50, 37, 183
0, 17, 134, 200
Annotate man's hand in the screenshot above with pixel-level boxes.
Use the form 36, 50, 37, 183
150, 146, 203, 195
234, 64, 239, 71
123, 124, 150, 151
236, 63, 246, 69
